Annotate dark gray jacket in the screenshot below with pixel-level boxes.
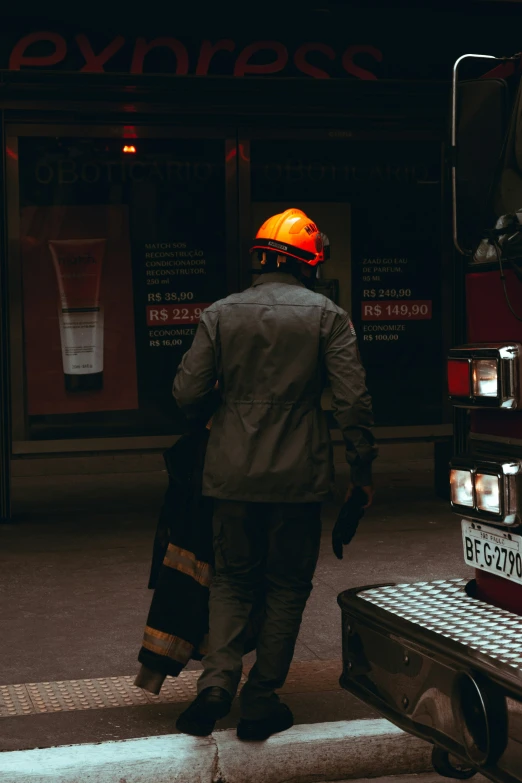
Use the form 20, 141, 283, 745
173, 272, 377, 503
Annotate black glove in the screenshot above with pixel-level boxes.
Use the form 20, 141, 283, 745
332, 487, 368, 560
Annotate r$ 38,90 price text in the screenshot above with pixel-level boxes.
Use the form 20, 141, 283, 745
147, 291, 195, 303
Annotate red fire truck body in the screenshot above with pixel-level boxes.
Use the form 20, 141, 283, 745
339, 54, 522, 781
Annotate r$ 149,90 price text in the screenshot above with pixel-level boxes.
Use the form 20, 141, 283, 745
362, 300, 432, 321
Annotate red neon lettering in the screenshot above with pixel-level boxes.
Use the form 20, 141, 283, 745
131, 37, 189, 75
234, 41, 288, 76
342, 45, 382, 80
294, 43, 335, 79
196, 39, 235, 75
9, 32, 67, 70
76, 34, 125, 73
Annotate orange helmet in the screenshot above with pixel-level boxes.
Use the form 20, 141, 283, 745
251, 208, 324, 266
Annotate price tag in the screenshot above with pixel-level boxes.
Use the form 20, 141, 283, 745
361, 300, 432, 321
146, 303, 211, 326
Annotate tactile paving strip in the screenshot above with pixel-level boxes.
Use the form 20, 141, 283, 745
0, 671, 201, 717
358, 578, 522, 670
0, 659, 342, 717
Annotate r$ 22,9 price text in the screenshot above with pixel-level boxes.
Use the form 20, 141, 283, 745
146, 303, 211, 326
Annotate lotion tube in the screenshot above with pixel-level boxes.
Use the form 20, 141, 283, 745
48, 238, 106, 393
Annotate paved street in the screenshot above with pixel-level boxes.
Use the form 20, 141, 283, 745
0, 463, 471, 751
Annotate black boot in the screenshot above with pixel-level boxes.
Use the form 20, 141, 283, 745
176, 686, 232, 737
237, 703, 294, 741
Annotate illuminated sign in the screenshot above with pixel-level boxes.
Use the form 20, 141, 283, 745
8, 33, 383, 79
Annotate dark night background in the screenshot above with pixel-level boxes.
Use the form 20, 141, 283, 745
0, 1, 520, 80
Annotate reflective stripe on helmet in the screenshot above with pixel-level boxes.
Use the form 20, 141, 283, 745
251, 237, 316, 262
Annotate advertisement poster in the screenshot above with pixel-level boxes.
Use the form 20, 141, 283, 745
132, 235, 224, 426
21, 205, 139, 416
351, 205, 442, 426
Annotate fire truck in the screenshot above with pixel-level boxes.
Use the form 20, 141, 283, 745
339, 52, 522, 781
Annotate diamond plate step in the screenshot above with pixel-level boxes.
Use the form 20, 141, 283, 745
359, 578, 522, 669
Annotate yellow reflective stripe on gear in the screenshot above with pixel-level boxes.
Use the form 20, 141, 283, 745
162, 543, 213, 587
142, 626, 194, 664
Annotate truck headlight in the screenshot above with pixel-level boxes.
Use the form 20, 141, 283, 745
450, 469, 474, 507
450, 459, 521, 526
472, 359, 498, 398
475, 473, 500, 514
448, 343, 521, 408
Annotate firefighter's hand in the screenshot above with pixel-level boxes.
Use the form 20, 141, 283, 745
332, 487, 368, 559
345, 484, 373, 508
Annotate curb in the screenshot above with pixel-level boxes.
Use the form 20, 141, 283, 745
0, 718, 433, 783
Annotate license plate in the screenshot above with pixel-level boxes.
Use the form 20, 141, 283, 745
462, 519, 522, 585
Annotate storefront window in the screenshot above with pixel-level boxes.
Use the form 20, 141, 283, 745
14, 134, 228, 441
250, 139, 442, 427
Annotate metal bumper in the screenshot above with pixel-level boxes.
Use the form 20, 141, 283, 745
338, 579, 522, 782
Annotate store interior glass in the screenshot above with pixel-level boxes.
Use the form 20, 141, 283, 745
10, 132, 229, 442
250, 139, 443, 427
8, 129, 445, 449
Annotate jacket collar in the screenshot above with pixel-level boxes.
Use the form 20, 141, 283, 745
252, 272, 306, 288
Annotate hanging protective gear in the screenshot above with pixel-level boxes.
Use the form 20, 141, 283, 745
250, 208, 325, 266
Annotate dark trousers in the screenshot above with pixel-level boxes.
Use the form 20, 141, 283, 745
197, 500, 322, 719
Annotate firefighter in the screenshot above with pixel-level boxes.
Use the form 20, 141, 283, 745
172, 208, 377, 740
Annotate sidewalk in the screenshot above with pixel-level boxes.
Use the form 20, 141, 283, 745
0, 720, 436, 783
0, 463, 470, 752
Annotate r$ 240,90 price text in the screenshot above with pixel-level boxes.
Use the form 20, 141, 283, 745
362, 289, 412, 299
